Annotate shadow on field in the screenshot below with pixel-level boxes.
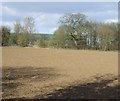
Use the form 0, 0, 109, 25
2, 67, 60, 98
40, 74, 119, 99
2, 67, 58, 81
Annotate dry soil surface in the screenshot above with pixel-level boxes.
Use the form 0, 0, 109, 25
2, 47, 119, 99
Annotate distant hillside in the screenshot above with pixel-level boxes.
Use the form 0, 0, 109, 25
31, 34, 53, 42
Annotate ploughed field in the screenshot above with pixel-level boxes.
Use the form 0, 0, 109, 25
2, 47, 119, 99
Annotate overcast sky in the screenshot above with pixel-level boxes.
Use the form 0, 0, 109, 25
1, 2, 118, 34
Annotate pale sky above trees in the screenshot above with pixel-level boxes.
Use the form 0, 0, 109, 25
1, 2, 118, 34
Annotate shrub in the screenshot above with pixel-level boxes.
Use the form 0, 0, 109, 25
34, 39, 46, 48
16, 34, 30, 47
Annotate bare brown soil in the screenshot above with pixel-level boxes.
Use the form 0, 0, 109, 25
2, 47, 119, 99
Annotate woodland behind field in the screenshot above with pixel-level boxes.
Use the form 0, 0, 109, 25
1, 13, 119, 51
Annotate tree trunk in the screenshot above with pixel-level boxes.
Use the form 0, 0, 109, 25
70, 34, 79, 49
73, 39, 79, 49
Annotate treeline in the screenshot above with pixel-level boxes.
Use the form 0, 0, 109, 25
51, 14, 118, 51
0, 17, 52, 47
0, 13, 119, 51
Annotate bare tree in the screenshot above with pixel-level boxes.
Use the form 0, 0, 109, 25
23, 17, 35, 34
59, 13, 88, 49
14, 20, 22, 34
